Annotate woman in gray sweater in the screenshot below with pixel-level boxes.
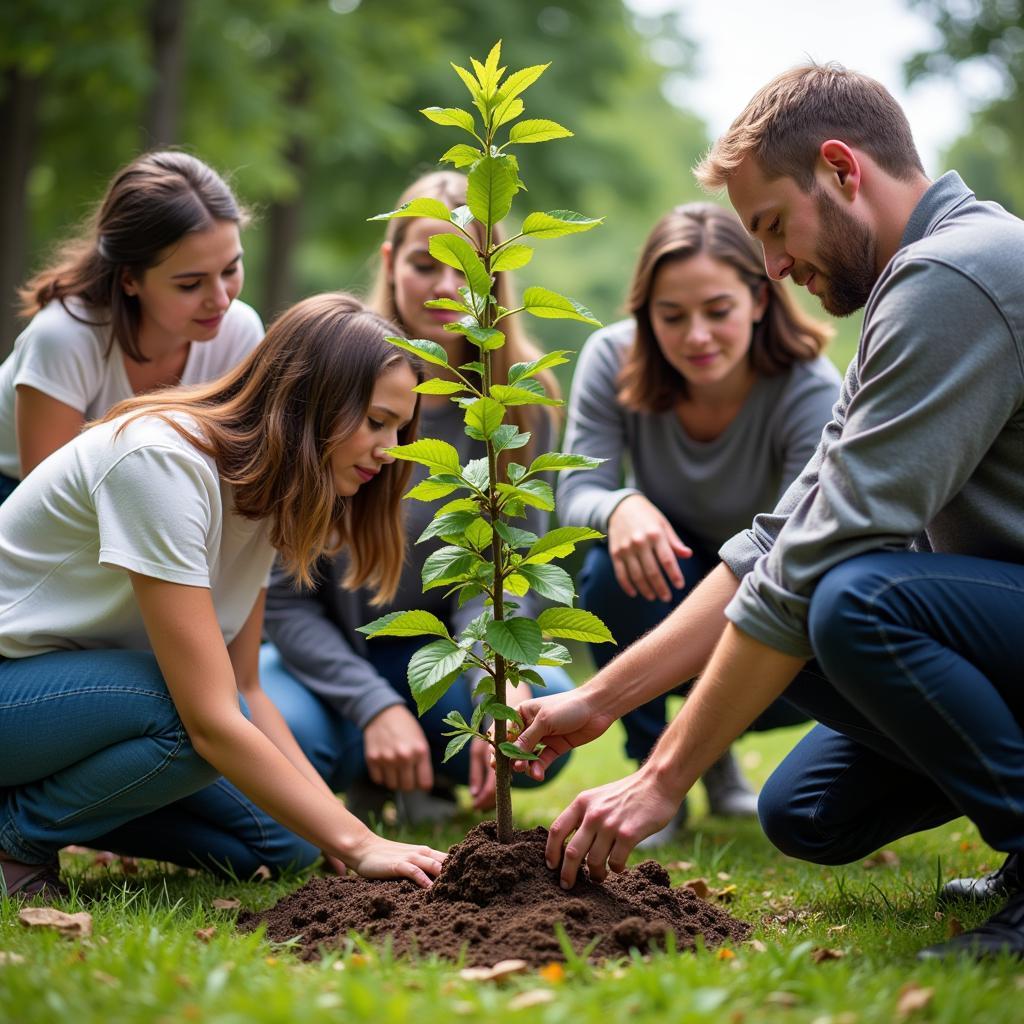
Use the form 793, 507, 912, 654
559, 202, 839, 845
261, 172, 573, 824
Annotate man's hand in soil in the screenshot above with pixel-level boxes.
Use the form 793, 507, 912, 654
509, 686, 617, 781
545, 769, 683, 887
363, 704, 433, 792
346, 833, 447, 889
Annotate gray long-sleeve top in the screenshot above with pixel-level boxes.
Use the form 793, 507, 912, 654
264, 400, 553, 728
721, 172, 1024, 658
557, 318, 841, 553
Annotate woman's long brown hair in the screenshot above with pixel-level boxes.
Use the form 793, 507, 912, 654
102, 292, 422, 601
618, 202, 831, 412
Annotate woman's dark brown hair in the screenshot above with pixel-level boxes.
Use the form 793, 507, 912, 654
19, 150, 247, 363
103, 292, 422, 601
618, 202, 832, 412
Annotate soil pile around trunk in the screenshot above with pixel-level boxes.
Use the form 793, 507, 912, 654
241, 823, 751, 967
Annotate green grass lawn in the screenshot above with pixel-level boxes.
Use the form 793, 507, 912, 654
2, 698, 1022, 1024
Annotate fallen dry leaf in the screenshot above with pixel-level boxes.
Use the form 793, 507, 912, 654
537, 962, 565, 983
0, 952, 26, 966
862, 849, 900, 869
683, 877, 710, 899
252, 865, 272, 882
764, 991, 801, 1008
459, 959, 529, 983
747, 939, 768, 954
91, 970, 119, 987
827, 924, 849, 935
193, 927, 217, 943
946, 916, 964, 938
714, 884, 737, 903
508, 989, 556, 1010
810, 947, 846, 963
716, 871, 732, 881
18, 908, 92, 938
665, 860, 694, 872
896, 982, 935, 1019
451, 1002, 476, 1016
211, 898, 241, 911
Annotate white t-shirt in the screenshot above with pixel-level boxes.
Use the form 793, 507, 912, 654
0, 412, 275, 658
0, 297, 264, 478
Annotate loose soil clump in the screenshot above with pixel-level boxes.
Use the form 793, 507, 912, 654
241, 823, 751, 966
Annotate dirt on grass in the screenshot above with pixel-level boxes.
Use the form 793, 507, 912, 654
240, 822, 751, 967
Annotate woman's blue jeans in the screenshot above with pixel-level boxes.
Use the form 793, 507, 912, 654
578, 541, 806, 763
758, 551, 1024, 865
0, 641, 573, 879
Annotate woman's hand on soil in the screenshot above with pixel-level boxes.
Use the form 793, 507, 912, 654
511, 688, 615, 780
364, 704, 433, 792
347, 835, 447, 889
545, 770, 680, 888
608, 494, 692, 602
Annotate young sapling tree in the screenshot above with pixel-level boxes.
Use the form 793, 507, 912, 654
360, 41, 614, 844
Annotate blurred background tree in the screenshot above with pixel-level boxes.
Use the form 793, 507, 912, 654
905, 0, 1024, 214
0, 0, 709, 363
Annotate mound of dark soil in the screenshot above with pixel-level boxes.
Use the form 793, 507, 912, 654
241, 822, 751, 967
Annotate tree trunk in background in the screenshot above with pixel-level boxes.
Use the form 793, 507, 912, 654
262, 75, 310, 321
144, 0, 187, 148
0, 67, 38, 358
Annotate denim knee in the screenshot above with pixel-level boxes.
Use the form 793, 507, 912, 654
757, 775, 851, 866
807, 555, 890, 670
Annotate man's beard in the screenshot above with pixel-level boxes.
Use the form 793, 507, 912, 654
812, 188, 878, 317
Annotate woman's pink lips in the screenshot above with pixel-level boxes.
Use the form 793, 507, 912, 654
686, 352, 717, 365
355, 467, 378, 483
194, 314, 224, 328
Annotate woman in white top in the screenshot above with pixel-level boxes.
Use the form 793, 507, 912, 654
0, 151, 263, 500
0, 292, 446, 899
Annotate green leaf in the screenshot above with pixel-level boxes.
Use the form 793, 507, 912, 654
468, 156, 518, 228
460, 360, 485, 378
492, 425, 531, 452
461, 611, 493, 642
456, 325, 505, 351
497, 479, 554, 511
389, 438, 461, 474
440, 144, 483, 169
517, 563, 576, 605
537, 607, 615, 644
422, 545, 482, 589
442, 733, 474, 763
485, 618, 543, 664
436, 497, 479, 515
405, 477, 461, 501
450, 205, 475, 230
425, 298, 471, 313
408, 639, 467, 715
473, 676, 496, 699
509, 118, 573, 144
464, 517, 493, 550
450, 62, 481, 101
458, 583, 486, 607
462, 458, 490, 491
464, 396, 505, 440
442, 709, 469, 731
416, 509, 479, 544
522, 287, 601, 325
538, 641, 571, 666
508, 350, 572, 384
507, 462, 526, 484
414, 378, 467, 396
385, 335, 449, 367
490, 244, 533, 272
527, 452, 603, 474
521, 210, 604, 239
504, 573, 530, 596
495, 522, 538, 549
368, 197, 453, 223
498, 741, 539, 761
524, 526, 604, 564
489, 384, 561, 407
518, 669, 547, 689
494, 63, 549, 105
486, 703, 522, 725
492, 96, 524, 129
421, 106, 477, 133
357, 609, 452, 640
429, 234, 491, 302
479, 40, 504, 95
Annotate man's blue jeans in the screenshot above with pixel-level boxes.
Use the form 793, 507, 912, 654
578, 542, 806, 763
758, 551, 1024, 864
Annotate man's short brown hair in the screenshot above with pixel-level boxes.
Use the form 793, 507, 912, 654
695, 63, 924, 192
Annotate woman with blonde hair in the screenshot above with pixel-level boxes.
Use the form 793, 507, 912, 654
559, 202, 841, 845
0, 150, 263, 500
262, 171, 573, 825
0, 292, 447, 899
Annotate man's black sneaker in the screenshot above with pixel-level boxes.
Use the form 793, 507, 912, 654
918, 889, 1024, 961
939, 852, 1022, 906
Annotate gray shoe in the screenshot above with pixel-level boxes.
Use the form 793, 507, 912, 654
702, 748, 758, 818
395, 785, 459, 827
636, 798, 689, 851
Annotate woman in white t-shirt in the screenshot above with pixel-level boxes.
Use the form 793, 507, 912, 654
0, 292, 447, 899
0, 151, 264, 501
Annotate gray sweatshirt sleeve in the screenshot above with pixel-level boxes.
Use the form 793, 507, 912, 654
725, 257, 1024, 657
557, 324, 640, 532
263, 562, 405, 728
